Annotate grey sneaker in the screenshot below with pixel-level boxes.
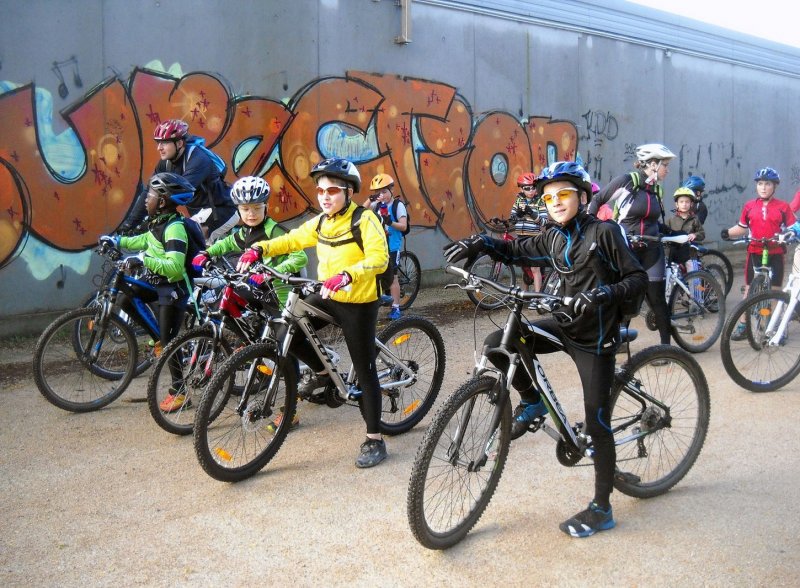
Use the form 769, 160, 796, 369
298, 372, 331, 397
730, 323, 747, 341
355, 438, 387, 468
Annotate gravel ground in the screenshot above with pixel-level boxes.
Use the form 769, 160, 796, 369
1, 273, 799, 587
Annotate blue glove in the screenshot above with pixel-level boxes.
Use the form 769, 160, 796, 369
569, 286, 611, 318
99, 235, 119, 249
443, 234, 487, 264
788, 221, 800, 236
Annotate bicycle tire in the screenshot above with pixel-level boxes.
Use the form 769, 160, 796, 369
193, 342, 296, 482
374, 316, 446, 435
698, 249, 733, 295
668, 270, 725, 353
81, 291, 155, 378
146, 325, 236, 436
720, 291, 800, 392
748, 273, 770, 299
33, 308, 138, 412
611, 345, 710, 498
397, 250, 421, 310
407, 376, 512, 550
466, 255, 516, 310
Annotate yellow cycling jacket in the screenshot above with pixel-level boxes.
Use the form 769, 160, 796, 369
253, 201, 388, 303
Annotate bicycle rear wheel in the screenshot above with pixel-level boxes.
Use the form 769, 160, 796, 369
720, 291, 800, 392
698, 249, 733, 295
375, 316, 446, 435
397, 250, 421, 310
194, 342, 296, 482
146, 325, 237, 436
466, 254, 516, 310
611, 345, 710, 498
407, 376, 512, 550
669, 270, 725, 353
33, 308, 138, 412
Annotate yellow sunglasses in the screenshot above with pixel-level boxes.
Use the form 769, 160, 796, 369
541, 187, 579, 205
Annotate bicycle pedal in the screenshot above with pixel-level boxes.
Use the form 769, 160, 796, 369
527, 416, 546, 433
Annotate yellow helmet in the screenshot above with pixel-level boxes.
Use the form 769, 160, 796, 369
673, 187, 697, 202
370, 173, 395, 191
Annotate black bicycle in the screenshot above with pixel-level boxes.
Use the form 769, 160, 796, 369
406, 265, 710, 549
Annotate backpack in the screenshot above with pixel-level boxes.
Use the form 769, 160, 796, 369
315, 206, 367, 251
611, 172, 665, 224
168, 216, 206, 280
391, 198, 411, 236
584, 220, 645, 323
185, 136, 228, 178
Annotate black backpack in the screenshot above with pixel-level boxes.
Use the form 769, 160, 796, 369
315, 206, 367, 251
168, 216, 206, 280
391, 198, 411, 236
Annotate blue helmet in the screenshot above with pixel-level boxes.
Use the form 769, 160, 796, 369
754, 167, 780, 184
535, 161, 593, 200
148, 172, 195, 206
681, 175, 706, 192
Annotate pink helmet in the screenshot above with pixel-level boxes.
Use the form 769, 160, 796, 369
591, 182, 600, 195
153, 119, 189, 141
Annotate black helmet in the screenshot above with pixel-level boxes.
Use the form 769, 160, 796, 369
309, 158, 362, 193
148, 172, 195, 206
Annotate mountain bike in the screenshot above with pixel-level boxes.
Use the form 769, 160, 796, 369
193, 264, 447, 482
406, 264, 709, 550
466, 217, 552, 310
146, 264, 276, 435
32, 242, 211, 413
634, 234, 725, 353
725, 234, 785, 299
397, 242, 421, 310
720, 233, 800, 392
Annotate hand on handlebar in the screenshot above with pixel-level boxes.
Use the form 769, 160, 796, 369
237, 246, 263, 272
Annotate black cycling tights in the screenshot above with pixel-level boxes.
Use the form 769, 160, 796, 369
646, 280, 671, 345
287, 295, 382, 435
485, 320, 616, 508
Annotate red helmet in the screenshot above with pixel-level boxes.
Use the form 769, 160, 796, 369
516, 172, 536, 187
153, 119, 189, 141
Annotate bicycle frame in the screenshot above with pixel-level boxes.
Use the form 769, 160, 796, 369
761, 249, 800, 346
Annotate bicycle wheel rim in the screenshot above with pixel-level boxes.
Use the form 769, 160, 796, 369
611, 345, 709, 498
397, 251, 421, 310
669, 270, 724, 353
466, 255, 516, 310
34, 309, 136, 412
407, 377, 511, 549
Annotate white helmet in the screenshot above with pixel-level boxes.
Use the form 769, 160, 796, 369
635, 143, 676, 163
230, 176, 271, 205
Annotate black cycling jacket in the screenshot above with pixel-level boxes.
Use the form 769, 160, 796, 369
481, 210, 648, 353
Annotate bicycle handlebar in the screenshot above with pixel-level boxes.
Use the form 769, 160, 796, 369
627, 234, 690, 245
724, 232, 797, 246
446, 264, 568, 310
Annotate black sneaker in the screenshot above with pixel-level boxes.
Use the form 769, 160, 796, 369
355, 438, 387, 468
510, 400, 547, 440
559, 502, 616, 538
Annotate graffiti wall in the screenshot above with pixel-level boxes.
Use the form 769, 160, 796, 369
0, 67, 578, 271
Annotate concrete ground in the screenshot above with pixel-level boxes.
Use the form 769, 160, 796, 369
1, 266, 798, 587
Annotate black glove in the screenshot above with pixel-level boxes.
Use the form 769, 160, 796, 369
443, 234, 487, 264
124, 257, 144, 273
720, 229, 730, 241
523, 206, 540, 221
98, 235, 120, 249
381, 214, 392, 227
569, 286, 611, 318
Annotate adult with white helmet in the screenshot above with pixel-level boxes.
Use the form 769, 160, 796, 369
588, 143, 676, 345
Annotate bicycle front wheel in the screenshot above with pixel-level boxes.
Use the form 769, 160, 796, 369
407, 376, 512, 550
466, 254, 516, 310
146, 325, 236, 436
33, 308, 138, 412
611, 345, 710, 498
375, 316, 446, 435
193, 342, 296, 482
397, 250, 421, 310
720, 291, 800, 392
669, 270, 725, 353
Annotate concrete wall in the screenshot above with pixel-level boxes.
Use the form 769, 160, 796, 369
1, 0, 799, 335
